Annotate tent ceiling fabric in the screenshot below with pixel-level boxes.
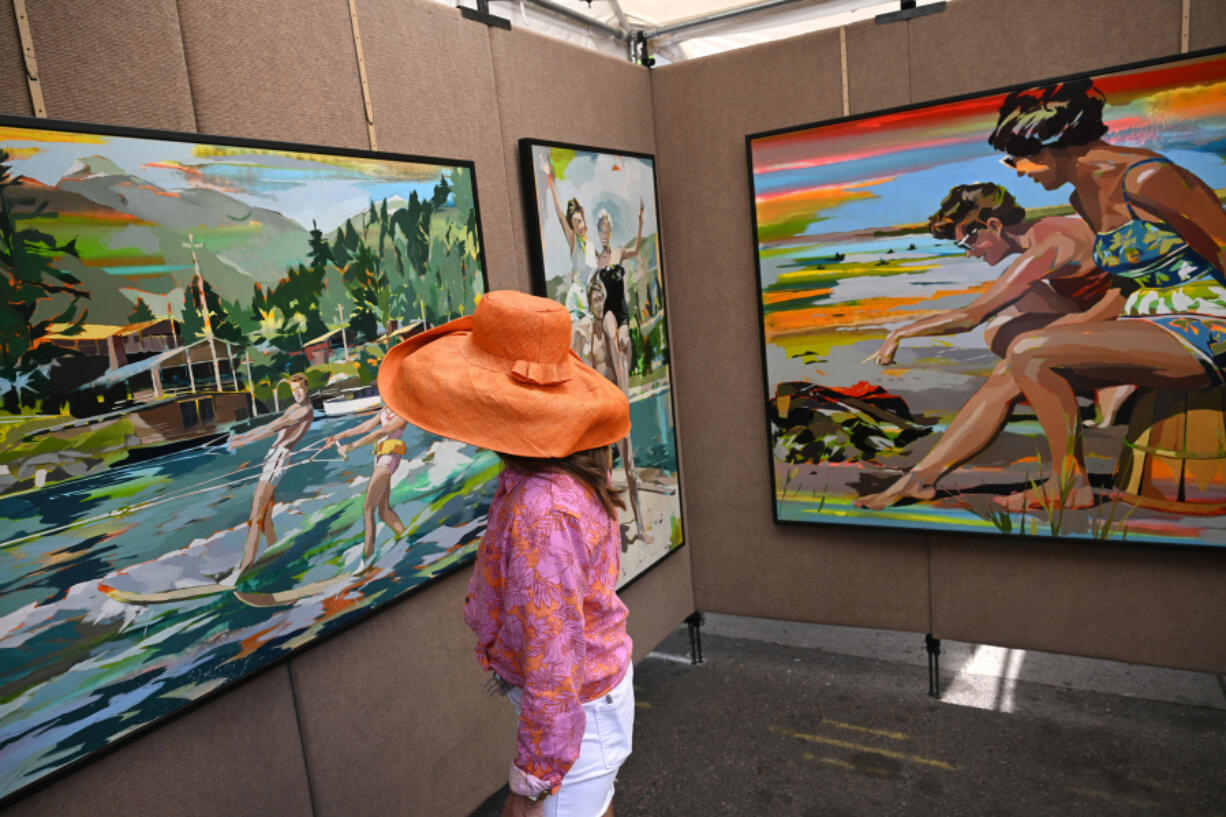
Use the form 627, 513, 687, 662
443, 0, 948, 62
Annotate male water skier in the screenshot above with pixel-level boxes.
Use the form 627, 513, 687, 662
220, 373, 314, 586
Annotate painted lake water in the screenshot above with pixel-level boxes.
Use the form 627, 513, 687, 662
0, 380, 683, 799
0, 414, 500, 799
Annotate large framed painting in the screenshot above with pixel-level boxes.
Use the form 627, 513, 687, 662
749, 47, 1226, 547
0, 115, 494, 805
519, 138, 684, 584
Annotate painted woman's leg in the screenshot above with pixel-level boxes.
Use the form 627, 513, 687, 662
856, 366, 1022, 509
362, 468, 394, 558
604, 311, 627, 396
1086, 385, 1136, 428
997, 321, 1209, 510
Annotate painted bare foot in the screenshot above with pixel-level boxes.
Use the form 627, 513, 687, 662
992, 480, 1095, 512
854, 474, 937, 510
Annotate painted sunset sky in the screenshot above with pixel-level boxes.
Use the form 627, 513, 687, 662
751, 52, 1226, 244
0, 125, 455, 232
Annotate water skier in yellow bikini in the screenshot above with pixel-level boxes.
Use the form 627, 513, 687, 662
326, 405, 409, 568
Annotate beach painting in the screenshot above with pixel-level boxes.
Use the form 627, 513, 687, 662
519, 139, 684, 583
749, 48, 1226, 547
0, 116, 492, 803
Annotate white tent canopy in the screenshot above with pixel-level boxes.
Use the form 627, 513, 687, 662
444, 0, 949, 63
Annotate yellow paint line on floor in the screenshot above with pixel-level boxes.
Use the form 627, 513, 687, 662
1136, 776, 1189, 794
1068, 787, 1156, 809
818, 717, 908, 741
770, 726, 959, 772
635, 701, 652, 709
803, 752, 890, 777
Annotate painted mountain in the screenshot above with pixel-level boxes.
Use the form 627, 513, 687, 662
0, 122, 484, 418
25, 153, 355, 323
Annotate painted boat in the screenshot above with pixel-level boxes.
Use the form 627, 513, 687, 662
322, 385, 382, 416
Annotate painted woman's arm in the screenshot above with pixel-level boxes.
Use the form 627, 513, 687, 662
868, 235, 1071, 365
540, 157, 575, 254
342, 415, 406, 454
326, 413, 380, 447
622, 200, 645, 261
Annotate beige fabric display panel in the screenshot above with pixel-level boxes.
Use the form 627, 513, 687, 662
488, 27, 655, 284
651, 32, 930, 633
844, 18, 910, 115
908, 0, 1181, 103
932, 541, 1226, 671
1190, 0, 1226, 52
22, 0, 194, 130
290, 578, 514, 817
176, 0, 367, 148
0, 666, 312, 817
903, 0, 1226, 671
623, 539, 696, 662
0, 3, 32, 117
352, 0, 518, 290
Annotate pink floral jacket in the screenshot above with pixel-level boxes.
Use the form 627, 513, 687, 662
464, 466, 632, 796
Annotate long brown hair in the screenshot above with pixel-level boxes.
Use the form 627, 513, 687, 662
498, 446, 625, 517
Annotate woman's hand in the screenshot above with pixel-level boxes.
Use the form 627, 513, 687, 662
865, 335, 899, 365
501, 793, 546, 817
638, 199, 645, 224
539, 156, 554, 185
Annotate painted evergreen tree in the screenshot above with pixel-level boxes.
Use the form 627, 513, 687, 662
0, 150, 89, 411
127, 297, 156, 323
181, 275, 244, 347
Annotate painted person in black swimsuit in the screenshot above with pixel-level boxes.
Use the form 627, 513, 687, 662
587, 275, 652, 546
594, 202, 645, 402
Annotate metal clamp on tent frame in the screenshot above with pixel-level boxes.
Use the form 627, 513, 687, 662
875, 0, 946, 25
634, 31, 655, 68
459, 0, 512, 30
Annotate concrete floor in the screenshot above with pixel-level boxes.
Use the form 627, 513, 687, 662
469, 615, 1226, 817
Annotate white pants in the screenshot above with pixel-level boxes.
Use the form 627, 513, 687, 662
508, 665, 635, 817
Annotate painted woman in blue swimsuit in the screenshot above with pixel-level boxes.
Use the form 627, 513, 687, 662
988, 78, 1226, 511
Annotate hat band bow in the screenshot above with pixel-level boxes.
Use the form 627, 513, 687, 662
510, 358, 571, 386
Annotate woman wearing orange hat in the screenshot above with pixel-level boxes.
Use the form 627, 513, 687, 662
378, 290, 635, 817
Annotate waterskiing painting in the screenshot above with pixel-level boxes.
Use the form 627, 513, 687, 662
0, 117, 492, 803
520, 139, 684, 584
750, 48, 1226, 547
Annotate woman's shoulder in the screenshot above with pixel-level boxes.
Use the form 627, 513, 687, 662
505, 468, 598, 521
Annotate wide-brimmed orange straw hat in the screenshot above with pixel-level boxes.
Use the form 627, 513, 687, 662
377, 290, 630, 457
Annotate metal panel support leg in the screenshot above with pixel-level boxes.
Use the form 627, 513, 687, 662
926, 633, 942, 698
686, 611, 704, 665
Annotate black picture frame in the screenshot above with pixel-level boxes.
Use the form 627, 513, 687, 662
747, 46, 1226, 550
0, 113, 493, 808
518, 137, 686, 590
